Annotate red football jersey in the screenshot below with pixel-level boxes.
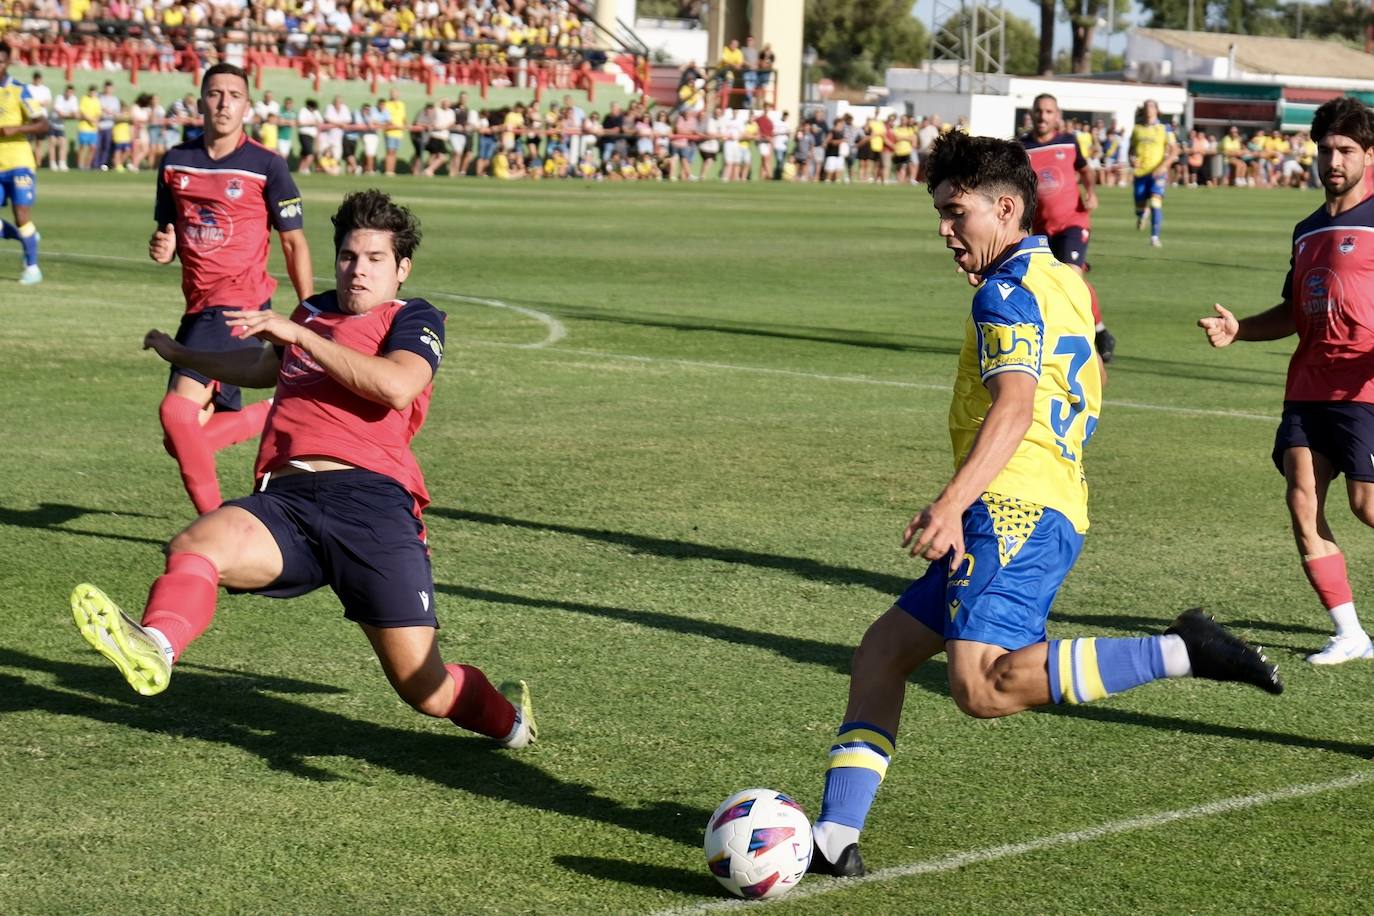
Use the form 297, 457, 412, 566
1282, 196, 1374, 402
155, 135, 304, 314
256, 292, 447, 511
1019, 132, 1090, 236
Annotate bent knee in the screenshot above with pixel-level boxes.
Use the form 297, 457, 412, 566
950, 683, 1008, 719
404, 689, 453, 718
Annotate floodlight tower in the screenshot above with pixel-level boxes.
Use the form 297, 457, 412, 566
930, 0, 1008, 93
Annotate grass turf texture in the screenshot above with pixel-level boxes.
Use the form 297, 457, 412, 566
2, 174, 1373, 914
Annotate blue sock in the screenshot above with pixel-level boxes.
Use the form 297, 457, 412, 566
1047, 637, 1167, 704
17, 222, 37, 267
0, 220, 16, 241
1150, 205, 1162, 237
817, 722, 894, 830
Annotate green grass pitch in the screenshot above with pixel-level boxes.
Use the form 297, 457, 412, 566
1, 173, 1372, 914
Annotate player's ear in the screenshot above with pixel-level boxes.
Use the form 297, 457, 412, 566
396, 257, 412, 284
998, 193, 1018, 226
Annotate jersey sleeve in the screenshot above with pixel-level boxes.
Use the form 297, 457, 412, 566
972, 280, 1044, 381
153, 154, 174, 226
384, 299, 447, 377
1073, 141, 1088, 172
265, 156, 305, 232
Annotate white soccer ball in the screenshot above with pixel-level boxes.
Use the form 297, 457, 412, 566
703, 788, 812, 899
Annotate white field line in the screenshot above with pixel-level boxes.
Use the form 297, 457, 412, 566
50, 248, 1270, 420
44, 249, 566, 349
501, 344, 1278, 423
651, 769, 1374, 915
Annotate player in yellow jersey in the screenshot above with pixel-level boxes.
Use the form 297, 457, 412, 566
808, 131, 1282, 879
0, 42, 46, 284
1129, 99, 1178, 248
381, 88, 406, 176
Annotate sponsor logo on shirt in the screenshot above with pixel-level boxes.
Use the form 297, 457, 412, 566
979, 321, 1043, 374
182, 203, 231, 253
277, 196, 302, 220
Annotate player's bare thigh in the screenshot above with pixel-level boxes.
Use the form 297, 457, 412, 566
168, 373, 216, 415
844, 605, 945, 731
1346, 477, 1374, 528
1282, 446, 1337, 549
359, 623, 453, 716
167, 505, 284, 589
945, 639, 1051, 718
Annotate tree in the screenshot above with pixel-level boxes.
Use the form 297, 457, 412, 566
936, 9, 1041, 76
1292, 0, 1374, 42
1060, 0, 1130, 73
804, 0, 930, 87
1134, 0, 1288, 33
1040, 0, 1056, 74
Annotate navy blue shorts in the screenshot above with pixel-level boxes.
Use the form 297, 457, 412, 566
224, 468, 439, 628
896, 495, 1083, 650
170, 303, 269, 411
1048, 227, 1090, 268
1273, 401, 1374, 482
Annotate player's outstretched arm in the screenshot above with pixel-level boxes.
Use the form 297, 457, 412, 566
279, 228, 314, 303
1198, 302, 1294, 347
903, 370, 1035, 566
143, 329, 280, 388
227, 310, 432, 410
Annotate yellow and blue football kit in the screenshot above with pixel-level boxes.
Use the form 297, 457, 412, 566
0, 74, 41, 276
0, 74, 39, 203
897, 235, 1101, 649
1131, 122, 1174, 238
816, 237, 1279, 869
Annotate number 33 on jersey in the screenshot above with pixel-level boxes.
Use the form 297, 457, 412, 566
948, 235, 1103, 533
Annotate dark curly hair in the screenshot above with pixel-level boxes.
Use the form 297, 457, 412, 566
925, 131, 1037, 232
331, 189, 423, 264
1312, 97, 1374, 150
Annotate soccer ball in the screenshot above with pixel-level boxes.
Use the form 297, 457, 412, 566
703, 788, 812, 899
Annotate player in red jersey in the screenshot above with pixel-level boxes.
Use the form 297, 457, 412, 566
1018, 93, 1116, 363
70, 189, 536, 748
1200, 97, 1374, 666
150, 63, 313, 515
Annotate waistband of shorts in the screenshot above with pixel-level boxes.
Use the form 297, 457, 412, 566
256, 465, 400, 491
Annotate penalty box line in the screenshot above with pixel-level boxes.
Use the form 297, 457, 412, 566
652, 769, 1374, 915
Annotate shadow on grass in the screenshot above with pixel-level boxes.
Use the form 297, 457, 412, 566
0, 648, 708, 847
554, 855, 710, 898
1034, 702, 1373, 758
507, 299, 962, 356
439, 583, 960, 693
431, 508, 1192, 639
0, 501, 166, 547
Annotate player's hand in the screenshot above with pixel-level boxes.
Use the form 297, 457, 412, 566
1198, 303, 1240, 348
149, 224, 177, 264
902, 500, 964, 568
224, 309, 301, 346
1082, 188, 1098, 211
142, 329, 182, 362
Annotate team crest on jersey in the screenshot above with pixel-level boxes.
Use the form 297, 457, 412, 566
225, 178, 243, 200
177, 173, 190, 189
1339, 235, 1357, 254
1053, 149, 1066, 160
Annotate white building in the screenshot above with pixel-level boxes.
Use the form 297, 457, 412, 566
883, 68, 1185, 138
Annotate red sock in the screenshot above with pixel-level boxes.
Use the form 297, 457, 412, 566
203, 398, 272, 451
1086, 280, 1103, 326
142, 552, 220, 661
1303, 553, 1353, 609
444, 663, 516, 739
160, 393, 221, 514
